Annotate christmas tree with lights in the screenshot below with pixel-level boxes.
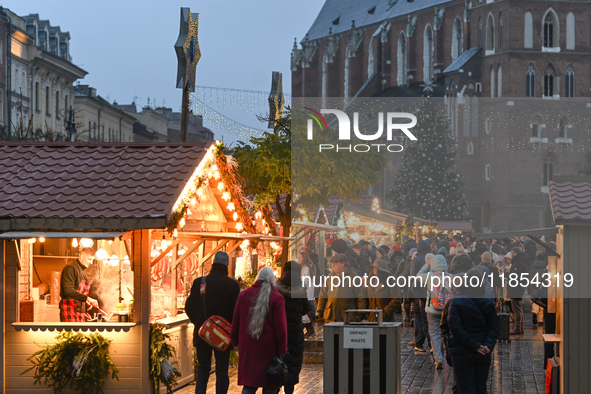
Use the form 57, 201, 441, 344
389, 83, 469, 221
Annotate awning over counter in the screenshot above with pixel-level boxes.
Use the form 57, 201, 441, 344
0, 231, 127, 239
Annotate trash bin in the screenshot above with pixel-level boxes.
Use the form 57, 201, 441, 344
323, 309, 402, 393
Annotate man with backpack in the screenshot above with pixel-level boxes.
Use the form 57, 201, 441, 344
185, 251, 240, 394
417, 254, 453, 369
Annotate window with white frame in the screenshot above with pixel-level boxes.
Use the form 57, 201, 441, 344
524, 11, 533, 48
467, 142, 474, 155
544, 67, 555, 97
565, 65, 574, 98
486, 14, 495, 53
485, 164, 491, 181
543, 156, 554, 186
55, 90, 60, 118
397, 32, 407, 86
543, 10, 559, 49
45, 86, 50, 115
526, 64, 535, 97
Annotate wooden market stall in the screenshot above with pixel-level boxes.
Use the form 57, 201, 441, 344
547, 177, 591, 394
0, 141, 281, 394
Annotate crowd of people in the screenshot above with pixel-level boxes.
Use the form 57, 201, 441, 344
184, 230, 555, 394
315, 230, 555, 393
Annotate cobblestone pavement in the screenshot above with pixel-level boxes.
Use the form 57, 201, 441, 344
175, 312, 546, 394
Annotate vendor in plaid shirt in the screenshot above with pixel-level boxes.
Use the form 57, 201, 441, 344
59, 247, 99, 322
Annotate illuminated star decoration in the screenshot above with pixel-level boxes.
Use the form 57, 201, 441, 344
175, 8, 200, 92
421, 79, 435, 96
268, 71, 285, 129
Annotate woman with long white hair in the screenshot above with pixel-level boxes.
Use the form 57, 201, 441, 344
231, 267, 288, 394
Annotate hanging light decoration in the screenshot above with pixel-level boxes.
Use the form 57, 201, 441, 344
236, 222, 243, 231
233, 212, 238, 221
108, 254, 120, 267
72, 238, 78, 247
227, 202, 235, 211
28, 238, 36, 244
95, 248, 109, 260
80, 238, 94, 248
39, 237, 45, 243
217, 182, 224, 191
222, 192, 230, 201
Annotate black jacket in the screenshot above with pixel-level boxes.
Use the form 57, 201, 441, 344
402, 239, 417, 257
506, 252, 530, 298
275, 279, 308, 385
447, 297, 499, 357
60, 259, 89, 303
185, 264, 240, 347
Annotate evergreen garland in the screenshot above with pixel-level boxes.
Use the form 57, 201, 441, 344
22, 331, 119, 394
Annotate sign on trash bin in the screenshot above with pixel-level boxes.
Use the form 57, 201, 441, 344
343, 327, 373, 349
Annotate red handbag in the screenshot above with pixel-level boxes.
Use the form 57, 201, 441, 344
197, 277, 232, 351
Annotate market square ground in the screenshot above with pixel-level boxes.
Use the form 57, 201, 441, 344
175, 311, 545, 394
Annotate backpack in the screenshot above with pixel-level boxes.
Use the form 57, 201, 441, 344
430, 272, 453, 311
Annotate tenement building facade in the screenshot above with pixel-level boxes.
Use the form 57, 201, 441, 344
2, 9, 86, 140
292, 0, 591, 233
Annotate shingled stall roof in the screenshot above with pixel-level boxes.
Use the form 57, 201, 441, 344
0, 142, 212, 231
549, 177, 591, 224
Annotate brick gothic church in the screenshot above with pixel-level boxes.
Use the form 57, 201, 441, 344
291, 0, 591, 233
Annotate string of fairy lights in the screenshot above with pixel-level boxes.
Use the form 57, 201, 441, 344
195, 85, 291, 113
190, 95, 268, 142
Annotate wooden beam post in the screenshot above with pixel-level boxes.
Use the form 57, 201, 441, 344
150, 240, 180, 268
174, 239, 205, 269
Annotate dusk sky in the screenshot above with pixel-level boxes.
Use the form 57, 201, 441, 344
6, 1, 324, 143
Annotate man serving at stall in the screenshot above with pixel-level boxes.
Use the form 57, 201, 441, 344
59, 247, 100, 322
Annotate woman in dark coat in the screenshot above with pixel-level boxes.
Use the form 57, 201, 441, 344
275, 261, 308, 394
231, 267, 288, 394
447, 268, 500, 394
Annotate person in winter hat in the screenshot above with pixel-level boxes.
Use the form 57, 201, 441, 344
446, 269, 500, 394
185, 251, 240, 394
417, 254, 452, 369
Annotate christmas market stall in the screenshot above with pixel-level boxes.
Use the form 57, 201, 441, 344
0, 141, 283, 394
296, 195, 434, 252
